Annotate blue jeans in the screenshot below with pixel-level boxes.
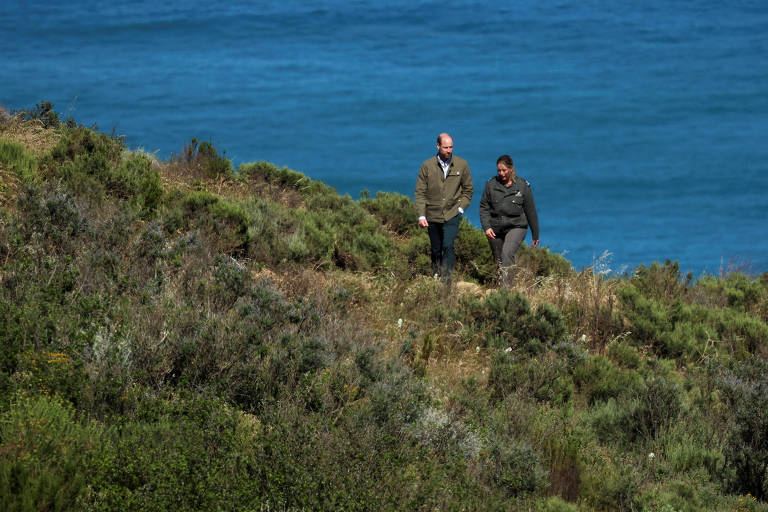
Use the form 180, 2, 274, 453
427, 215, 461, 281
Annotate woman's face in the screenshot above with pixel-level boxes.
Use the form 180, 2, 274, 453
497, 163, 514, 184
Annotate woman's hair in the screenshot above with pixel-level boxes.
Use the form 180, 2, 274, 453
496, 155, 517, 180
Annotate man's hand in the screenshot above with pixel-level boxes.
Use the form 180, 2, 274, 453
418, 218, 429, 228
485, 228, 496, 240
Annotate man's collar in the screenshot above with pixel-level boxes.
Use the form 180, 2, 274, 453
437, 154, 452, 166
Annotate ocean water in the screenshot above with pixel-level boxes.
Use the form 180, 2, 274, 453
3, 0, 767, 275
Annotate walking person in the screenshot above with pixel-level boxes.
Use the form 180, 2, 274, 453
479, 155, 539, 285
414, 133, 474, 283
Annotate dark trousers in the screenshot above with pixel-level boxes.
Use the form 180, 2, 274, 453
427, 215, 461, 280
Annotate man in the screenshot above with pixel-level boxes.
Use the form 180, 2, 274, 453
414, 133, 474, 283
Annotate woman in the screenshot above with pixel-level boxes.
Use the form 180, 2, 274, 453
478, 155, 539, 284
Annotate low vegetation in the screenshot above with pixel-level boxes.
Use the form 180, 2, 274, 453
2, 103, 768, 511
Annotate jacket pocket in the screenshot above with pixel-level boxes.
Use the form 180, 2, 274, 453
504, 195, 524, 216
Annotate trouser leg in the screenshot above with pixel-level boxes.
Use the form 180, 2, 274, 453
440, 215, 461, 281
488, 236, 507, 285
500, 227, 527, 267
488, 227, 526, 286
427, 222, 444, 276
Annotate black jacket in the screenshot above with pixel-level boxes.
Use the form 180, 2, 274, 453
478, 176, 539, 240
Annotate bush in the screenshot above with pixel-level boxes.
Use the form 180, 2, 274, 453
45, 125, 165, 214
487, 351, 574, 406
239, 160, 333, 198
461, 289, 567, 349
718, 357, 768, 500
23, 101, 60, 128
172, 138, 233, 179
0, 140, 38, 184
538, 496, 580, 512
516, 244, 573, 278
454, 217, 495, 283
574, 354, 643, 405
484, 438, 549, 497
360, 191, 418, 236
630, 260, 692, 301
695, 272, 767, 316
0, 395, 93, 510
588, 374, 682, 446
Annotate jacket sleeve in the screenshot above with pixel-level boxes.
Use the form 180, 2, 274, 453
414, 164, 428, 218
523, 182, 539, 241
478, 181, 492, 231
458, 163, 474, 211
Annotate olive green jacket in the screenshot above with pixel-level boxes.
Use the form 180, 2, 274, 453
414, 155, 474, 223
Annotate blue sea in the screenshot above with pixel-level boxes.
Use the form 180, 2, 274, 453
3, 0, 767, 275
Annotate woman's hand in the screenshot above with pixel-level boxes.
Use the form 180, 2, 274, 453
532, 239, 539, 248
485, 228, 496, 240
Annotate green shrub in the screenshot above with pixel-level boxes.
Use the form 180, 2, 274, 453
48, 126, 123, 197
239, 160, 333, 197
588, 375, 682, 446
455, 217, 495, 282
463, 288, 530, 337
529, 302, 568, 345
360, 191, 418, 236
574, 354, 643, 405
631, 260, 692, 301
581, 454, 642, 511
75, 393, 270, 511
516, 244, 574, 278
537, 496, 580, 512
15, 186, 90, 252
656, 320, 709, 359
606, 337, 643, 369
483, 438, 549, 497
0, 394, 93, 511
23, 101, 60, 128
115, 152, 163, 212
43, 126, 160, 213
665, 434, 723, 477
618, 284, 673, 346
718, 357, 768, 500
487, 351, 573, 406
695, 272, 767, 316
167, 189, 251, 255
710, 307, 768, 357
400, 232, 432, 277
14, 350, 88, 405
174, 138, 234, 178
461, 289, 567, 349
0, 140, 38, 183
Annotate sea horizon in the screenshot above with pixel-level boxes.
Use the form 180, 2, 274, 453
3, 0, 767, 275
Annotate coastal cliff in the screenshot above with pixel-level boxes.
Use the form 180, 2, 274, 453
2, 104, 768, 511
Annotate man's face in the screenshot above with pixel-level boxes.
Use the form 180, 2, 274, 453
437, 137, 453, 161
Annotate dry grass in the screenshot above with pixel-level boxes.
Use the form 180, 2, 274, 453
506, 264, 620, 351
1, 113, 58, 210
158, 159, 305, 209
0, 166, 19, 210
0, 110, 61, 156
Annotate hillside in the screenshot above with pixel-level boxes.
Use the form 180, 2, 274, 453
2, 103, 768, 511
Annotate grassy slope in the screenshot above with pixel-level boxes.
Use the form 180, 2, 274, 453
2, 107, 768, 511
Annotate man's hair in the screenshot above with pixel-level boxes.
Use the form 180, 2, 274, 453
437, 133, 452, 145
